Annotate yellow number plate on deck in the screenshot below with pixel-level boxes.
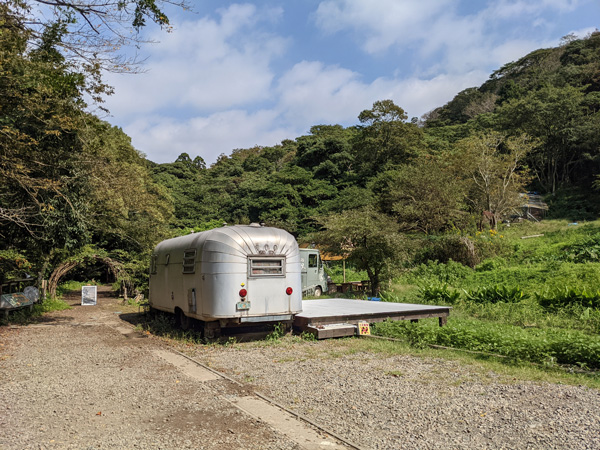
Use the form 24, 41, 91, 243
358, 321, 371, 335
236, 301, 251, 310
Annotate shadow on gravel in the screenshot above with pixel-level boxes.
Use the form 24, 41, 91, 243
118, 310, 279, 344
32, 315, 76, 325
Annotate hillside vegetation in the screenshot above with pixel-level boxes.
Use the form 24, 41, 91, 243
374, 219, 600, 371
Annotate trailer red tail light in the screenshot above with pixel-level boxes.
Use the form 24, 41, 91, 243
286, 287, 293, 295
239, 288, 247, 298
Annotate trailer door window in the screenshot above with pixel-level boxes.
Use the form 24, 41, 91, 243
249, 257, 285, 277
182, 249, 197, 274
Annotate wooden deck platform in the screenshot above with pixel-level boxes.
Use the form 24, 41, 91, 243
293, 298, 451, 339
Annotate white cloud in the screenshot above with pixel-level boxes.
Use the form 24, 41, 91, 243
313, 0, 591, 75
315, 0, 454, 54
104, 4, 288, 118
124, 110, 294, 164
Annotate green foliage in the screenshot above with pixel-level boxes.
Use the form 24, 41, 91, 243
315, 206, 409, 295
0, 250, 32, 283
403, 260, 473, 285
463, 285, 528, 304
418, 283, 461, 305
371, 159, 467, 233
354, 100, 425, 178
413, 234, 482, 268
266, 322, 287, 341
374, 319, 600, 369
0, 296, 70, 326
324, 262, 367, 284
56, 279, 98, 297
536, 286, 600, 310
561, 233, 600, 262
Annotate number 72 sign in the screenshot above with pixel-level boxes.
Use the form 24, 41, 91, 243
358, 321, 371, 335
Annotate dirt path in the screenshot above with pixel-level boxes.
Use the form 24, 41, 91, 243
0, 287, 348, 450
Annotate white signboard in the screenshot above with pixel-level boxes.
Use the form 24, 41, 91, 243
81, 285, 97, 306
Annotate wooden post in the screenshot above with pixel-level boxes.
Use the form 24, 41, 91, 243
439, 316, 447, 327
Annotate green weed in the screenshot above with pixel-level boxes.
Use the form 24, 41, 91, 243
418, 283, 461, 304
463, 285, 528, 304
373, 319, 600, 369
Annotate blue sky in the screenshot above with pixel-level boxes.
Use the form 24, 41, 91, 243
102, 0, 599, 165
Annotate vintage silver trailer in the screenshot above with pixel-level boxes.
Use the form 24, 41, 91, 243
149, 224, 302, 337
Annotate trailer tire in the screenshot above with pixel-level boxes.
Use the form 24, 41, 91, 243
175, 308, 194, 331
179, 311, 194, 331
314, 287, 322, 297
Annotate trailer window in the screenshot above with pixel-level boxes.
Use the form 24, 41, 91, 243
249, 258, 285, 277
182, 249, 197, 274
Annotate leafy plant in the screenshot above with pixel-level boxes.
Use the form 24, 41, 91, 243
418, 283, 461, 304
561, 233, 600, 263
374, 319, 600, 369
266, 322, 287, 341
536, 286, 600, 310
463, 285, 528, 304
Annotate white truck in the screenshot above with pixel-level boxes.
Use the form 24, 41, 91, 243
299, 248, 328, 297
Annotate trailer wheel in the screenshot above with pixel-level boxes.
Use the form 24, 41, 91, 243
179, 311, 193, 331
175, 308, 194, 331
314, 287, 322, 297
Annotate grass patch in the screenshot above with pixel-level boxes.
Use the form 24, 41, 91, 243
373, 319, 600, 369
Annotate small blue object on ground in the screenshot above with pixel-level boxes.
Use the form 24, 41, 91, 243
368, 297, 381, 301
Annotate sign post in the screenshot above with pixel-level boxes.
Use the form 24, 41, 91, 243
81, 286, 97, 306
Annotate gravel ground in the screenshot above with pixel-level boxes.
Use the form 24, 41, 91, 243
0, 288, 299, 450
190, 336, 600, 449
1, 287, 600, 450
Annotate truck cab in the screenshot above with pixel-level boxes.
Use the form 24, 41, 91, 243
299, 248, 328, 297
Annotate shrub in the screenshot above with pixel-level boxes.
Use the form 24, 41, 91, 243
405, 259, 473, 284
414, 235, 481, 268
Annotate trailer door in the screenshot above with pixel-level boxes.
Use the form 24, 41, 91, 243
247, 257, 289, 315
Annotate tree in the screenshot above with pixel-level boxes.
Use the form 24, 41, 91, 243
371, 157, 468, 234
353, 100, 424, 178
315, 207, 407, 296
0, 5, 88, 245
10, 0, 188, 74
454, 132, 534, 228
496, 85, 598, 192
80, 117, 173, 251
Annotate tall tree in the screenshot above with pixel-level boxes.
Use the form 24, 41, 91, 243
11, 0, 188, 74
371, 157, 468, 234
496, 85, 599, 192
315, 206, 407, 296
454, 132, 534, 228
353, 100, 424, 178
